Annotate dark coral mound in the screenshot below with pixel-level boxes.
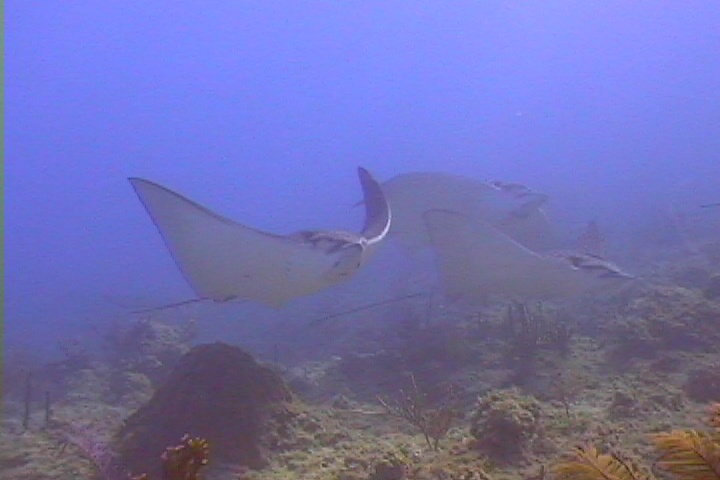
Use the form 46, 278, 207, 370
117, 342, 293, 476
684, 366, 720, 402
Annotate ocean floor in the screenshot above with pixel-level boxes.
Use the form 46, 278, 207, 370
2, 245, 720, 480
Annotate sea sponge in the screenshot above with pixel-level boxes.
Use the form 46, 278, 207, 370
469, 389, 541, 461
683, 366, 720, 403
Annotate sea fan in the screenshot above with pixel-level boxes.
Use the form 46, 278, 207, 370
552, 445, 651, 480
651, 430, 720, 480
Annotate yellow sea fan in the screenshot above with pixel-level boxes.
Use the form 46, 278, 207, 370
552, 445, 650, 480
651, 430, 720, 480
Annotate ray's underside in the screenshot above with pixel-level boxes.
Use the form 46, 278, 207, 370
130, 167, 390, 308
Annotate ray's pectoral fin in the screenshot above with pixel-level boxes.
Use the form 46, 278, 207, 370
422, 209, 561, 303
129, 166, 391, 309
422, 209, 486, 302
129, 178, 349, 307
423, 208, 531, 259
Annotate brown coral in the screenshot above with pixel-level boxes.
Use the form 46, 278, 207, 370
552, 445, 650, 480
131, 435, 210, 480
651, 430, 720, 480
650, 402, 720, 480
552, 403, 720, 480
161, 435, 209, 480
117, 343, 294, 477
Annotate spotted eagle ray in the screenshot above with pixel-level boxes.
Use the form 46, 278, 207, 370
378, 172, 555, 252
423, 209, 633, 305
130, 167, 391, 308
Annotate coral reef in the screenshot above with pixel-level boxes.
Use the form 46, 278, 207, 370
325, 323, 482, 404
552, 403, 720, 480
608, 391, 640, 419
131, 435, 210, 480
56, 420, 127, 480
367, 451, 408, 480
651, 403, 720, 480
4, 239, 720, 480
502, 301, 573, 358
469, 389, 542, 462
604, 285, 720, 361
705, 273, 720, 300
105, 318, 197, 385
116, 343, 294, 477
684, 366, 720, 402
553, 445, 651, 480
378, 373, 459, 451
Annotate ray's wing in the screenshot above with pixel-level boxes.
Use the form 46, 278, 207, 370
381, 172, 499, 249
499, 207, 557, 252
423, 209, 576, 303
130, 178, 362, 307
380, 172, 555, 251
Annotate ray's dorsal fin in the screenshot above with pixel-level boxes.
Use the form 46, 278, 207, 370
357, 167, 391, 242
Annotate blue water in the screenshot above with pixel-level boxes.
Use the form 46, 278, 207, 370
5, 1, 720, 356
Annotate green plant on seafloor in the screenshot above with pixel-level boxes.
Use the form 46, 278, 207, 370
132, 434, 210, 480
552, 402, 720, 480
